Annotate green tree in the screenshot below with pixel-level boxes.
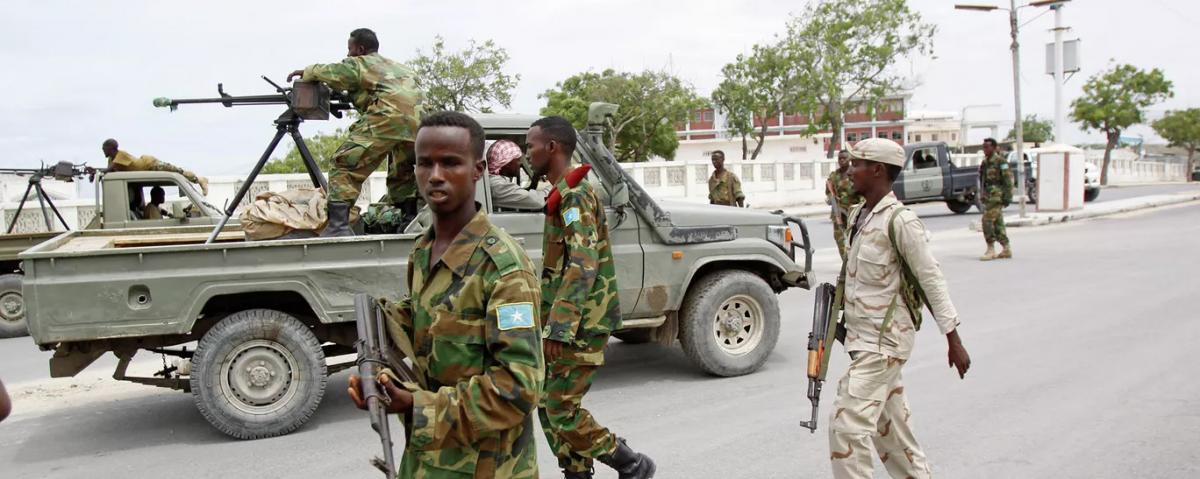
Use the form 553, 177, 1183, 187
1006, 114, 1054, 146
410, 36, 519, 113
1070, 64, 1173, 185
1151, 108, 1200, 181
712, 44, 795, 160
261, 127, 346, 174
541, 69, 703, 162
783, 0, 935, 158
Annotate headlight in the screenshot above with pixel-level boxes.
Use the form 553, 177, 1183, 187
767, 224, 793, 254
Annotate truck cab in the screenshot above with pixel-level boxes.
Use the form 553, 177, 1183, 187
95, 171, 222, 229
895, 142, 982, 214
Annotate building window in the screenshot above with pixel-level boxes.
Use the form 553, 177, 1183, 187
952, 133, 958, 141
847, 132, 858, 142
931, 133, 939, 142
703, 110, 714, 121
892, 131, 902, 140
915, 134, 922, 142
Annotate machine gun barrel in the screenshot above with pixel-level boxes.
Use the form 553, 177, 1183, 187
153, 78, 352, 121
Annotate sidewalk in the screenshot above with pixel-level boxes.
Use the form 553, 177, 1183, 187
972, 191, 1200, 230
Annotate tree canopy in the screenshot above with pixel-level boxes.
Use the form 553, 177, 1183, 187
1071, 63, 1173, 184
1006, 115, 1054, 145
712, 44, 795, 160
540, 69, 703, 162
1151, 108, 1200, 180
261, 127, 352, 174
409, 36, 520, 113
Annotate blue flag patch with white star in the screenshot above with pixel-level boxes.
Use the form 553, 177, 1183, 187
563, 207, 581, 226
497, 302, 535, 331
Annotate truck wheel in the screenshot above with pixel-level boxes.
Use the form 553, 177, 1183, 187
0, 274, 28, 338
614, 328, 655, 344
190, 309, 327, 440
679, 270, 780, 377
1084, 188, 1100, 202
947, 201, 973, 214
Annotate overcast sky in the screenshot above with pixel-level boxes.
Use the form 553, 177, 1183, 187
2, 0, 1196, 175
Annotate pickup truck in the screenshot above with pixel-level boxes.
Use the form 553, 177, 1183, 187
0, 171, 220, 337
22, 103, 814, 440
894, 141, 982, 214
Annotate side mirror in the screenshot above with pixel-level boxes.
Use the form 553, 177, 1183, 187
171, 201, 189, 221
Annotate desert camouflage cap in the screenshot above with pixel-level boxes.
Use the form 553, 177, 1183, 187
849, 138, 906, 168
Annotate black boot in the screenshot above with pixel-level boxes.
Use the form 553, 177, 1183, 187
599, 438, 656, 479
562, 469, 593, 479
320, 201, 354, 237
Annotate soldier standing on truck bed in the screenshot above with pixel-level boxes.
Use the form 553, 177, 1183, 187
287, 27, 423, 237
827, 149, 863, 261
707, 150, 745, 207
830, 138, 971, 479
98, 139, 209, 195
347, 111, 544, 478
526, 116, 656, 479
978, 138, 1013, 261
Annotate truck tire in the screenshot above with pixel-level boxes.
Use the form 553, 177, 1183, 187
679, 270, 780, 377
947, 201, 973, 214
614, 328, 655, 344
0, 273, 28, 338
190, 309, 327, 440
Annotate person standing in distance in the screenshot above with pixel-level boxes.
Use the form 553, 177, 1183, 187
829, 138, 971, 479
288, 28, 422, 236
526, 116, 656, 479
348, 111, 544, 478
827, 148, 863, 261
978, 138, 1013, 260
707, 150, 745, 207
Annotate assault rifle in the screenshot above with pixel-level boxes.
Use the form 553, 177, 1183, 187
799, 282, 838, 433
153, 77, 353, 244
354, 293, 420, 477
0, 161, 89, 233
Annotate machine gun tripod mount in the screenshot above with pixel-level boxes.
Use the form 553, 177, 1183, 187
154, 76, 354, 243
0, 161, 88, 234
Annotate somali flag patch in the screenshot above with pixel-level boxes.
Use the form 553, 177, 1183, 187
563, 207, 581, 226
497, 302, 535, 331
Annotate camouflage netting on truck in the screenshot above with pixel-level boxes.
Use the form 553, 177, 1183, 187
239, 188, 330, 240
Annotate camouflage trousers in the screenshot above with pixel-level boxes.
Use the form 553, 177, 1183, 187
328, 132, 416, 204
981, 200, 1009, 246
539, 343, 619, 473
829, 351, 932, 479
832, 213, 850, 262
144, 159, 201, 185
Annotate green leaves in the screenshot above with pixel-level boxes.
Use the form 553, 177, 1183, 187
262, 127, 350, 174
1152, 108, 1200, 177
540, 69, 703, 163
1071, 64, 1173, 134
1006, 115, 1055, 144
409, 36, 520, 113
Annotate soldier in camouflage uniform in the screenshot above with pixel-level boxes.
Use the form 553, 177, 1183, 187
827, 149, 863, 261
830, 138, 971, 479
99, 139, 209, 195
526, 116, 656, 479
349, 111, 544, 478
288, 28, 422, 236
707, 150, 745, 207
978, 138, 1013, 261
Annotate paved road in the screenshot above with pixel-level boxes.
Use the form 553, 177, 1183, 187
2, 199, 1199, 478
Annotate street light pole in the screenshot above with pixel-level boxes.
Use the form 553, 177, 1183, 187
1052, 3, 1066, 146
1009, 0, 1027, 217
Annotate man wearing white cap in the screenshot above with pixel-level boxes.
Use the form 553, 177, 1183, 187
828, 137, 972, 479
487, 139, 546, 211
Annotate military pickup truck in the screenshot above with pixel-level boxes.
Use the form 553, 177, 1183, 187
895, 141, 983, 214
0, 171, 220, 337
22, 104, 814, 440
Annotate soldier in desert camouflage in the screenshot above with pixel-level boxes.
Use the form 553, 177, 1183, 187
526, 116, 656, 479
830, 138, 971, 479
288, 27, 422, 236
348, 111, 543, 478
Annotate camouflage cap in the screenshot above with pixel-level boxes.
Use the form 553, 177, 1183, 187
849, 138, 905, 168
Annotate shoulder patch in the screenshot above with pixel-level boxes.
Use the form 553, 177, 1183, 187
496, 302, 536, 331
563, 207, 581, 226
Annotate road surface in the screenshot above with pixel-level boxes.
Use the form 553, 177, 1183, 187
1, 197, 1198, 478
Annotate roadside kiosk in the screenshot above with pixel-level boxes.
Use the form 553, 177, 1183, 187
1030, 144, 1085, 211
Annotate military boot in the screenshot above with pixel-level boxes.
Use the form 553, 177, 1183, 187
562, 469, 593, 479
980, 243, 997, 261
320, 201, 354, 237
196, 176, 210, 196
998, 243, 1013, 259
599, 438, 656, 479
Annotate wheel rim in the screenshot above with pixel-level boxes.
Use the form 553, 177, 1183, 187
712, 294, 765, 356
219, 340, 300, 415
0, 291, 24, 323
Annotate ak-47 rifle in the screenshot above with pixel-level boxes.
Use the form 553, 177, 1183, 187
799, 281, 840, 433
826, 179, 843, 227
354, 293, 420, 477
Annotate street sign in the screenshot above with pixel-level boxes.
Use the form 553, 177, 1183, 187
1045, 39, 1081, 75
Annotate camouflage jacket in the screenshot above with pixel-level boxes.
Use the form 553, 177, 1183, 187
541, 172, 621, 365
383, 210, 544, 478
302, 52, 421, 142
843, 193, 961, 360
708, 170, 744, 206
980, 152, 1013, 201
826, 168, 862, 220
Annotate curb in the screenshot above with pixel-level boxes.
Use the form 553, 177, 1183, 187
969, 192, 1200, 230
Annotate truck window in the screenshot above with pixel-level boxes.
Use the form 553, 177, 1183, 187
127, 181, 190, 220
909, 147, 939, 171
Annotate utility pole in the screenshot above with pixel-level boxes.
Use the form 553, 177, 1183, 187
1009, 0, 1027, 217
1052, 3, 1066, 145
